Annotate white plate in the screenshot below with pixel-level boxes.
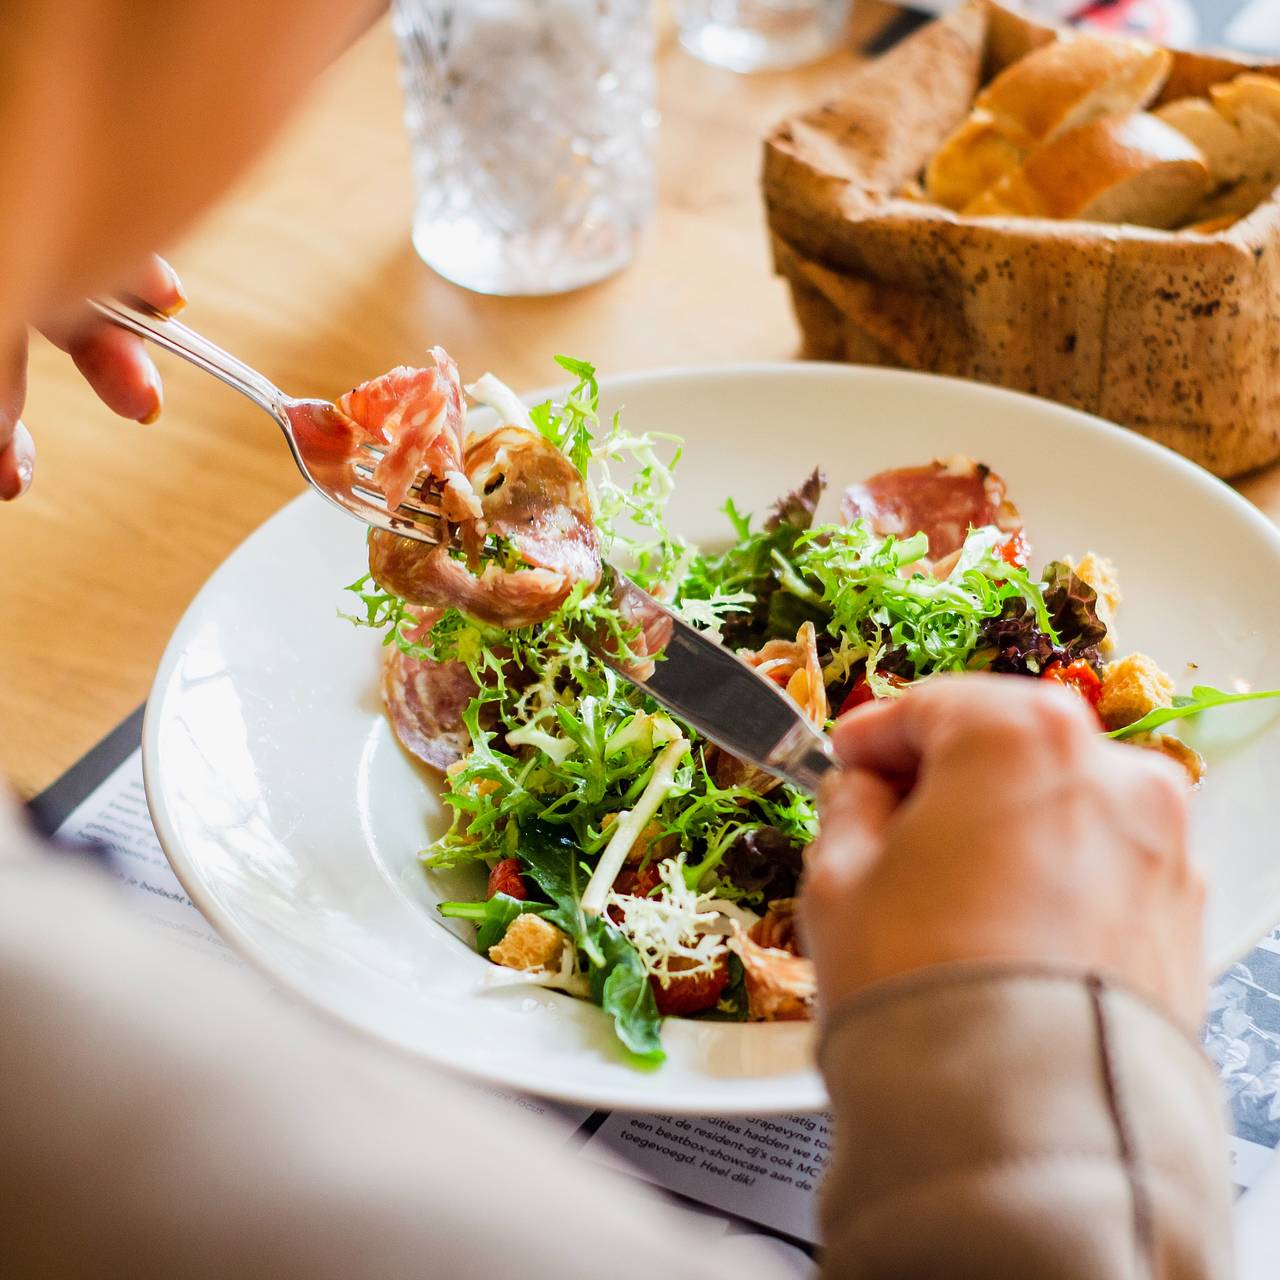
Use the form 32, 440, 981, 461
145, 364, 1280, 1114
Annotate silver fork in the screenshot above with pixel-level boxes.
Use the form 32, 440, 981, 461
89, 296, 446, 545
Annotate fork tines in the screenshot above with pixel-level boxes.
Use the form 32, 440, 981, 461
351, 445, 451, 546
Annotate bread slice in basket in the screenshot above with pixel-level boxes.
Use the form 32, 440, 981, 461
974, 34, 1171, 148
965, 113, 1211, 228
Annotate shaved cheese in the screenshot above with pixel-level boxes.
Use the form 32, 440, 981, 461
608, 856, 729, 986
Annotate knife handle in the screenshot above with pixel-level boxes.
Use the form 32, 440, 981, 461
768, 718, 841, 794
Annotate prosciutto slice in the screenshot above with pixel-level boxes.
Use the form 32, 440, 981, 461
380, 646, 479, 771
841, 455, 1022, 561
369, 424, 601, 630
337, 348, 480, 520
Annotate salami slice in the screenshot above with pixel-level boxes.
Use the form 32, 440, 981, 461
841, 456, 1022, 561
462, 426, 600, 586
380, 646, 478, 771
369, 425, 600, 631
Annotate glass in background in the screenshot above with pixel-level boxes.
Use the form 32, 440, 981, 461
392, 0, 658, 296
673, 0, 854, 73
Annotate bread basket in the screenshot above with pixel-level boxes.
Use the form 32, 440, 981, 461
763, 0, 1280, 478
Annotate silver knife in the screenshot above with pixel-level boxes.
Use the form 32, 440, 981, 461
591, 566, 840, 795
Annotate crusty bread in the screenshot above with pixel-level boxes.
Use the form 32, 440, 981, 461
1187, 212, 1248, 235
1211, 75, 1280, 183
1158, 76, 1280, 227
1192, 176, 1279, 225
925, 111, 1026, 210
1212, 73, 1280, 131
1098, 653, 1175, 732
965, 113, 1211, 228
1155, 96, 1252, 185
974, 34, 1172, 147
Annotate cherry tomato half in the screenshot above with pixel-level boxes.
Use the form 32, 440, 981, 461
1041, 658, 1103, 710
838, 671, 909, 716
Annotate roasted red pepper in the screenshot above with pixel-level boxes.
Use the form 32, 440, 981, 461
650, 957, 731, 1017
838, 671, 909, 716
1041, 658, 1103, 709
486, 857, 529, 901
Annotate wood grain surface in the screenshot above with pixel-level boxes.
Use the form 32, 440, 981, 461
1, 5, 1275, 797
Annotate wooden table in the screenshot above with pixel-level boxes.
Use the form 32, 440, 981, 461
2, 5, 1278, 797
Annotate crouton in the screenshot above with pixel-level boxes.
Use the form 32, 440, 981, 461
1133, 733, 1206, 787
488, 914, 567, 971
1065, 552, 1121, 651
1098, 652, 1175, 730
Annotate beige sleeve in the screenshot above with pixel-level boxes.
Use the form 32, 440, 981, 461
816, 964, 1234, 1280
0, 826, 755, 1280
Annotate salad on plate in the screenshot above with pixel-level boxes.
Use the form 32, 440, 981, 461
338, 352, 1279, 1065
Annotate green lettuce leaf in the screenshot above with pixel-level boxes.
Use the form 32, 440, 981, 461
437, 894, 548, 953
586, 917, 665, 1063
1108, 685, 1280, 740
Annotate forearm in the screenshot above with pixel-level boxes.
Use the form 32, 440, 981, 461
0, 0, 381, 325
816, 963, 1232, 1280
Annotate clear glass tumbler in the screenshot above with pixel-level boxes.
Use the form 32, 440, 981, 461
392, 0, 657, 296
672, 0, 853, 73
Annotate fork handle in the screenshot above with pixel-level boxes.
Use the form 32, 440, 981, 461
88, 296, 289, 421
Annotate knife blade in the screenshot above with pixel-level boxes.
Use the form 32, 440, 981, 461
588, 566, 840, 795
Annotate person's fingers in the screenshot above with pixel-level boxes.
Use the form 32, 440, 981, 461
125, 255, 186, 315
829, 697, 921, 778
0, 332, 32, 501
831, 674, 1097, 779
62, 324, 163, 424
0, 330, 25, 448
40, 255, 184, 424
1096, 740, 1193, 876
808, 767, 900, 885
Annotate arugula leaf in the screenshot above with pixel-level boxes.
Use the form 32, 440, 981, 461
1108, 685, 1280, 740
437, 894, 549, 953
586, 916, 665, 1063
516, 822, 593, 946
